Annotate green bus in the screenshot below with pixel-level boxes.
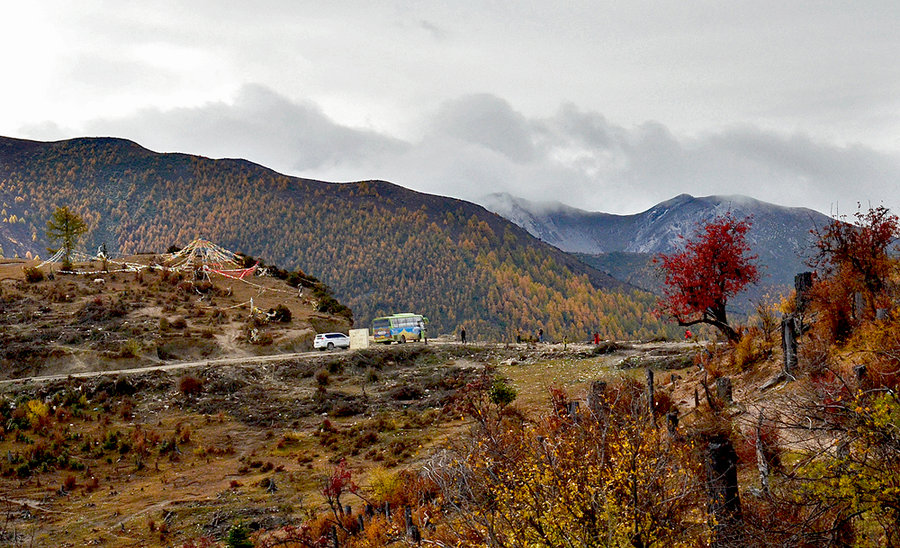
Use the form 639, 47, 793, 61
371, 313, 428, 344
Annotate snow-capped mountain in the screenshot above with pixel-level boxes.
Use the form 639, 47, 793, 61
481, 192, 833, 290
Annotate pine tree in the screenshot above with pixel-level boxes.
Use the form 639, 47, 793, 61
46, 206, 88, 269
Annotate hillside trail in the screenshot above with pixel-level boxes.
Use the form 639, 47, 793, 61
0, 340, 477, 386
0, 349, 325, 386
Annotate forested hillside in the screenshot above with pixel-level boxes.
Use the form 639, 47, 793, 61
0, 136, 678, 340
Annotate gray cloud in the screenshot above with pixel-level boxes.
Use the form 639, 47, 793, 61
430, 94, 536, 163
83, 84, 408, 175
25, 86, 900, 217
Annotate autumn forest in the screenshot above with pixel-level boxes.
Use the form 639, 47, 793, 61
0, 136, 679, 340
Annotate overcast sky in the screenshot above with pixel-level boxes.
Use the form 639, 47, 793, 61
2, 1, 899, 215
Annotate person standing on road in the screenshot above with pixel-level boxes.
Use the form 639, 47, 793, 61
460, 327, 467, 344
538, 328, 543, 343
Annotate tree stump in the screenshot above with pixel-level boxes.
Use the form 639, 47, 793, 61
794, 271, 813, 313
587, 380, 607, 418
716, 377, 733, 404
853, 292, 865, 320
567, 401, 580, 423
666, 412, 679, 435
781, 315, 799, 376
705, 435, 744, 547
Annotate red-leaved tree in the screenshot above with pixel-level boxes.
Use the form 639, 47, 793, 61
655, 214, 759, 343
811, 205, 898, 299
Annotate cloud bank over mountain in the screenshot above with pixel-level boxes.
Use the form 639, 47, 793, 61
32, 84, 898, 216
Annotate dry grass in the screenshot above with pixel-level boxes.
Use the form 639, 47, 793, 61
0, 255, 349, 380
0, 344, 489, 546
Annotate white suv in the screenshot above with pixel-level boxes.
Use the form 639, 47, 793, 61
314, 332, 351, 350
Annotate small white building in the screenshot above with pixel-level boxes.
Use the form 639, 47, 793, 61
349, 328, 370, 350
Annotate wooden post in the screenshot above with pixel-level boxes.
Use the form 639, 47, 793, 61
330, 525, 339, 548
705, 435, 744, 547
666, 412, 679, 435
853, 292, 865, 320
567, 401, 580, 423
854, 364, 867, 391
404, 506, 415, 539
794, 271, 813, 314
755, 410, 769, 496
716, 377, 733, 404
694, 387, 700, 408
587, 380, 607, 418
646, 368, 655, 417
781, 314, 798, 376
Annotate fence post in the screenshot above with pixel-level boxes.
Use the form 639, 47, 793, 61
854, 292, 865, 320
567, 401, 580, 423
756, 410, 770, 496
715, 377, 733, 404
705, 435, 744, 547
781, 314, 799, 376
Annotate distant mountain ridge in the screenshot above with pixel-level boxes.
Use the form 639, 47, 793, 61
481, 192, 833, 291
0, 135, 677, 340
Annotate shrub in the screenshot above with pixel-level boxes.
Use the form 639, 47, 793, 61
226, 523, 253, 548
195, 281, 213, 294
23, 267, 44, 283
315, 369, 330, 388
730, 329, 771, 372
171, 316, 187, 329
271, 304, 292, 323
489, 379, 518, 408
179, 375, 203, 396
368, 466, 404, 503
119, 398, 134, 420
178, 425, 192, 444
119, 339, 142, 358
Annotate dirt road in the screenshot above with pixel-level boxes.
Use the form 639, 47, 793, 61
1, 340, 657, 386
0, 340, 476, 385
0, 349, 329, 385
